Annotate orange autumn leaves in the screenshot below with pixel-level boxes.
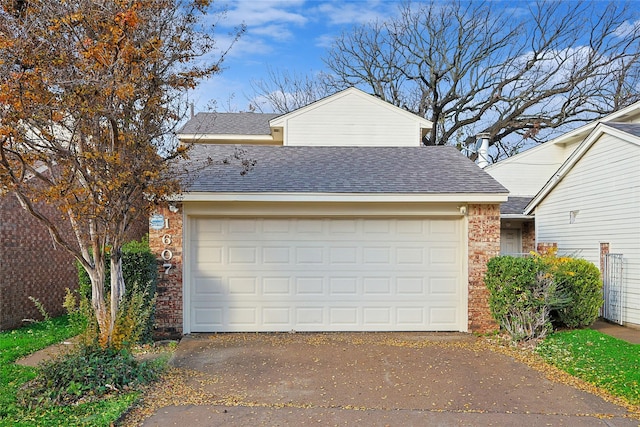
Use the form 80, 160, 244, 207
0, 0, 230, 347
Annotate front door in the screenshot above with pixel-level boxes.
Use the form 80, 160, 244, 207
500, 228, 521, 255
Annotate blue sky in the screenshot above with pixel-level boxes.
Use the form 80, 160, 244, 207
192, 0, 400, 113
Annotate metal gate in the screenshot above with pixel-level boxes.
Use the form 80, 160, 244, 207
602, 253, 624, 325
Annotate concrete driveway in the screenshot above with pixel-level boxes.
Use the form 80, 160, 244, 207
139, 332, 639, 426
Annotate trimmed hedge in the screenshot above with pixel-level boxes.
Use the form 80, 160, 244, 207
553, 258, 602, 328
485, 256, 568, 341
485, 253, 603, 341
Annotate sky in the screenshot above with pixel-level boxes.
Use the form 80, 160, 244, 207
191, 0, 401, 113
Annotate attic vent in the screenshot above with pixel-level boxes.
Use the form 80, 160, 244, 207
569, 210, 579, 224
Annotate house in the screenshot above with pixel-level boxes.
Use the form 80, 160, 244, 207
485, 102, 640, 328
486, 102, 640, 256
0, 193, 77, 331
150, 87, 508, 336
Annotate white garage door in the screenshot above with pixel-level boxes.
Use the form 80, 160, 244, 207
188, 217, 465, 332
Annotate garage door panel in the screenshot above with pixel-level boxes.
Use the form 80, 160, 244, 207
330, 307, 358, 325
363, 307, 391, 324
193, 277, 225, 295
263, 247, 291, 264
330, 219, 358, 233
190, 217, 464, 332
263, 277, 291, 294
330, 247, 358, 263
296, 277, 324, 294
397, 307, 425, 325
228, 307, 257, 325
329, 277, 358, 294
363, 277, 391, 294
430, 277, 459, 294
429, 307, 458, 325
263, 307, 291, 325
295, 247, 324, 263
397, 277, 425, 294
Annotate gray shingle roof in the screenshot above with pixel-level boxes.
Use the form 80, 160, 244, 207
500, 196, 533, 215
602, 122, 640, 137
178, 112, 281, 135
174, 145, 508, 194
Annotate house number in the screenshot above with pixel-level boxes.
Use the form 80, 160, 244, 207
161, 234, 173, 274
161, 249, 173, 261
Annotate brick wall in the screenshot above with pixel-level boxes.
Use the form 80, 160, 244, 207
536, 242, 557, 255
467, 203, 501, 333
522, 221, 535, 254
0, 193, 78, 331
149, 204, 183, 339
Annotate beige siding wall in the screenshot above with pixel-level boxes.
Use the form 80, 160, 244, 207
283, 92, 422, 147
536, 134, 640, 325
486, 141, 579, 196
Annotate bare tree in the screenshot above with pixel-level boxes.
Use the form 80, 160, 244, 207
254, 1, 640, 159
249, 67, 333, 113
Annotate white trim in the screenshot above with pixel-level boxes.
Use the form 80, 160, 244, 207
461, 214, 469, 332
176, 133, 274, 142
525, 123, 640, 215
501, 214, 535, 220
178, 192, 508, 203
182, 208, 191, 334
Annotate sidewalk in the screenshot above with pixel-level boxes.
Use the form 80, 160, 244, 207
591, 319, 640, 344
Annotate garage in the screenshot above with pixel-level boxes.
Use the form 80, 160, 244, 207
187, 215, 466, 333
152, 143, 508, 337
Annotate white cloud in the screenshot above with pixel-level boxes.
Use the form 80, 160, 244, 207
315, 33, 339, 49
614, 19, 640, 38
314, 1, 393, 26
220, 0, 308, 28
249, 24, 295, 42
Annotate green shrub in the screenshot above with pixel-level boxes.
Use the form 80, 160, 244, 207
17, 344, 165, 406
75, 237, 157, 346
485, 256, 570, 341
553, 258, 602, 328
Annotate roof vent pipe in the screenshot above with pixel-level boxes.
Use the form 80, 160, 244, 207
476, 132, 490, 169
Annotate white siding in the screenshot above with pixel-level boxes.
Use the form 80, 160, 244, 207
486, 140, 579, 196
281, 91, 424, 147
535, 134, 640, 325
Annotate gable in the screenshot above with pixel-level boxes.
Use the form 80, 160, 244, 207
526, 123, 640, 214
485, 141, 577, 196
486, 99, 640, 197
269, 88, 432, 147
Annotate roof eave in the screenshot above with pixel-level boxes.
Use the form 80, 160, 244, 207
177, 133, 274, 142
501, 214, 535, 220
176, 192, 509, 203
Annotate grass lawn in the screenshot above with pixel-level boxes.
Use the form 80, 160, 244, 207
536, 328, 640, 405
0, 316, 137, 427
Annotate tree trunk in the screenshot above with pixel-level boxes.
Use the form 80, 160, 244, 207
85, 261, 111, 347
109, 249, 126, 343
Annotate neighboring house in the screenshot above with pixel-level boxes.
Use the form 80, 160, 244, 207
150, 87, 508, 336
0, 193, 77, 331
485, 102, 640, 328
486, 101, 640, 257
525, 122, 640, 327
